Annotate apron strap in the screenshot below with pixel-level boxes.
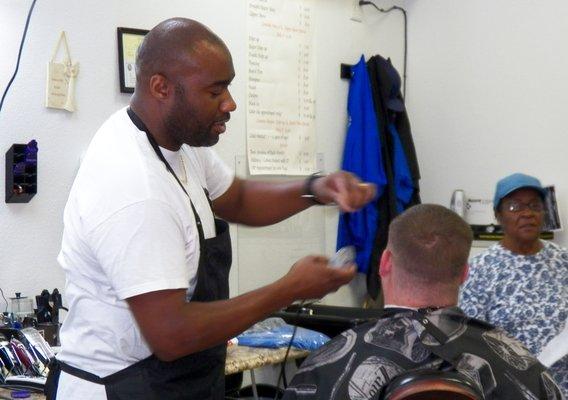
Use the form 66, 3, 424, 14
412, 308, 451, 345
57, 360, 105, 385
126, 107, 205, 244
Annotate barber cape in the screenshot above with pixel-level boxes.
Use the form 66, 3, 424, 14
283, 307, 563, 400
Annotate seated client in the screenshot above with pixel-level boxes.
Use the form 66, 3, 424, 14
283, 204, 562, 400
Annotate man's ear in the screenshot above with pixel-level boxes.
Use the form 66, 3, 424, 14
149, 73, 170, 100
379, 249, 393, 278
459, 263, 470, 285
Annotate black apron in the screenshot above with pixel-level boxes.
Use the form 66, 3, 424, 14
46, 108, 232, 400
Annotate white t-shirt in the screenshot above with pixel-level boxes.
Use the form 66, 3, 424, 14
55, 108, 234, 397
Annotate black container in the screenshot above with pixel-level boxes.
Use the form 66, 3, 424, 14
272, 304, 383, 338
5, 142, 37, 203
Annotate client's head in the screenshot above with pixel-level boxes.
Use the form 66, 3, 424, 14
379, 204, 473, 308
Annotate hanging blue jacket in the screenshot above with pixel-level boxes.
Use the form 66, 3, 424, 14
337, 56, 386, 274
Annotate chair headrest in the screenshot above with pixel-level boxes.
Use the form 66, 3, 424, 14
381, 369, 483, 400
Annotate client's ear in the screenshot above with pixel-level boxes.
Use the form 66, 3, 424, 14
379, 249, 393, 278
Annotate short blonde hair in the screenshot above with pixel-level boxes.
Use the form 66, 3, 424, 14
388, 204, 473, 283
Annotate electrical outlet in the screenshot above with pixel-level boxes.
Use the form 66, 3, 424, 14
350, 0, 363, 22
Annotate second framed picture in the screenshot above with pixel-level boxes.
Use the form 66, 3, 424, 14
117, 27, 149, 93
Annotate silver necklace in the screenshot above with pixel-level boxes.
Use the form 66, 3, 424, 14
179, 155, 188, 184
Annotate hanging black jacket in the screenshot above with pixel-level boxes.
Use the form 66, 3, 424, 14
366, 54, 421, 300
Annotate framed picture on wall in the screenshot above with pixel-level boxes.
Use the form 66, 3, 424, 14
117, 27, 149, 93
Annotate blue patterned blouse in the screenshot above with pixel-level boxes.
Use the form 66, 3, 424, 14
460, 241, 568, 396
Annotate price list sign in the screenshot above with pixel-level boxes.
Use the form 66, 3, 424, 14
247, 0, 316, 175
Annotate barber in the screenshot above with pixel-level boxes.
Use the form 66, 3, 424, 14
46, 18, 375, 400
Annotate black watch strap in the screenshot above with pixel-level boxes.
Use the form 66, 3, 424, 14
302, 172, 326, 205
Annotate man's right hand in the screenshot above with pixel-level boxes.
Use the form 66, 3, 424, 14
283, 255, 356, 300
128, 255, 355, 362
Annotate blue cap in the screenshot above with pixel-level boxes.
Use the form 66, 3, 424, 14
493, 173, 546, 209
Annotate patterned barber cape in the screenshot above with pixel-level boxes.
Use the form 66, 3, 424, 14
460, 241, 568, 395
283, 308, 563, 400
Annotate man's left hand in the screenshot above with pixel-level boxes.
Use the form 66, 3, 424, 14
311, 171, 376, 212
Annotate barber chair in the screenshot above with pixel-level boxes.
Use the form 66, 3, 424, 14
273, 304, 383, 338
380, 370, 482, 400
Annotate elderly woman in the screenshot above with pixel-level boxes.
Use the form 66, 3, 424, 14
460, 173, 567, 395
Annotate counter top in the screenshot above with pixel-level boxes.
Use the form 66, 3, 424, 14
0, 345, 310, 398
225, 345, 309, 375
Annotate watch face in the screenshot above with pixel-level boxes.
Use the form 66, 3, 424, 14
330, 246, 356, 268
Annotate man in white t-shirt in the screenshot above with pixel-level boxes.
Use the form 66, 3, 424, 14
46, 18, 376, 400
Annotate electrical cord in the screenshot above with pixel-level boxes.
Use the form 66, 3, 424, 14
273, 250, 355, 398
273, 300, 305, 400
359, 0, 408, 99
0, 288, 8, 312
0, 0, 39, 115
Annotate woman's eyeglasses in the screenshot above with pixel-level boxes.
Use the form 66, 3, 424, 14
503, 201, 544, 213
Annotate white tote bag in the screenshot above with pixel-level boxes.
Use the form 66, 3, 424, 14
46, 31, 79, 112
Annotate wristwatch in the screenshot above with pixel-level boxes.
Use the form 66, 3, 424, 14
302, 172, 326, 205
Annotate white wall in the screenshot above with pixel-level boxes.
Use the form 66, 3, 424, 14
0, 0, 405, 309
403, 0, 568, 248
7, 0, 564, 311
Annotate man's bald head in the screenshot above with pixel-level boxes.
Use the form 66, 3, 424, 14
135, 18, 228, 89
